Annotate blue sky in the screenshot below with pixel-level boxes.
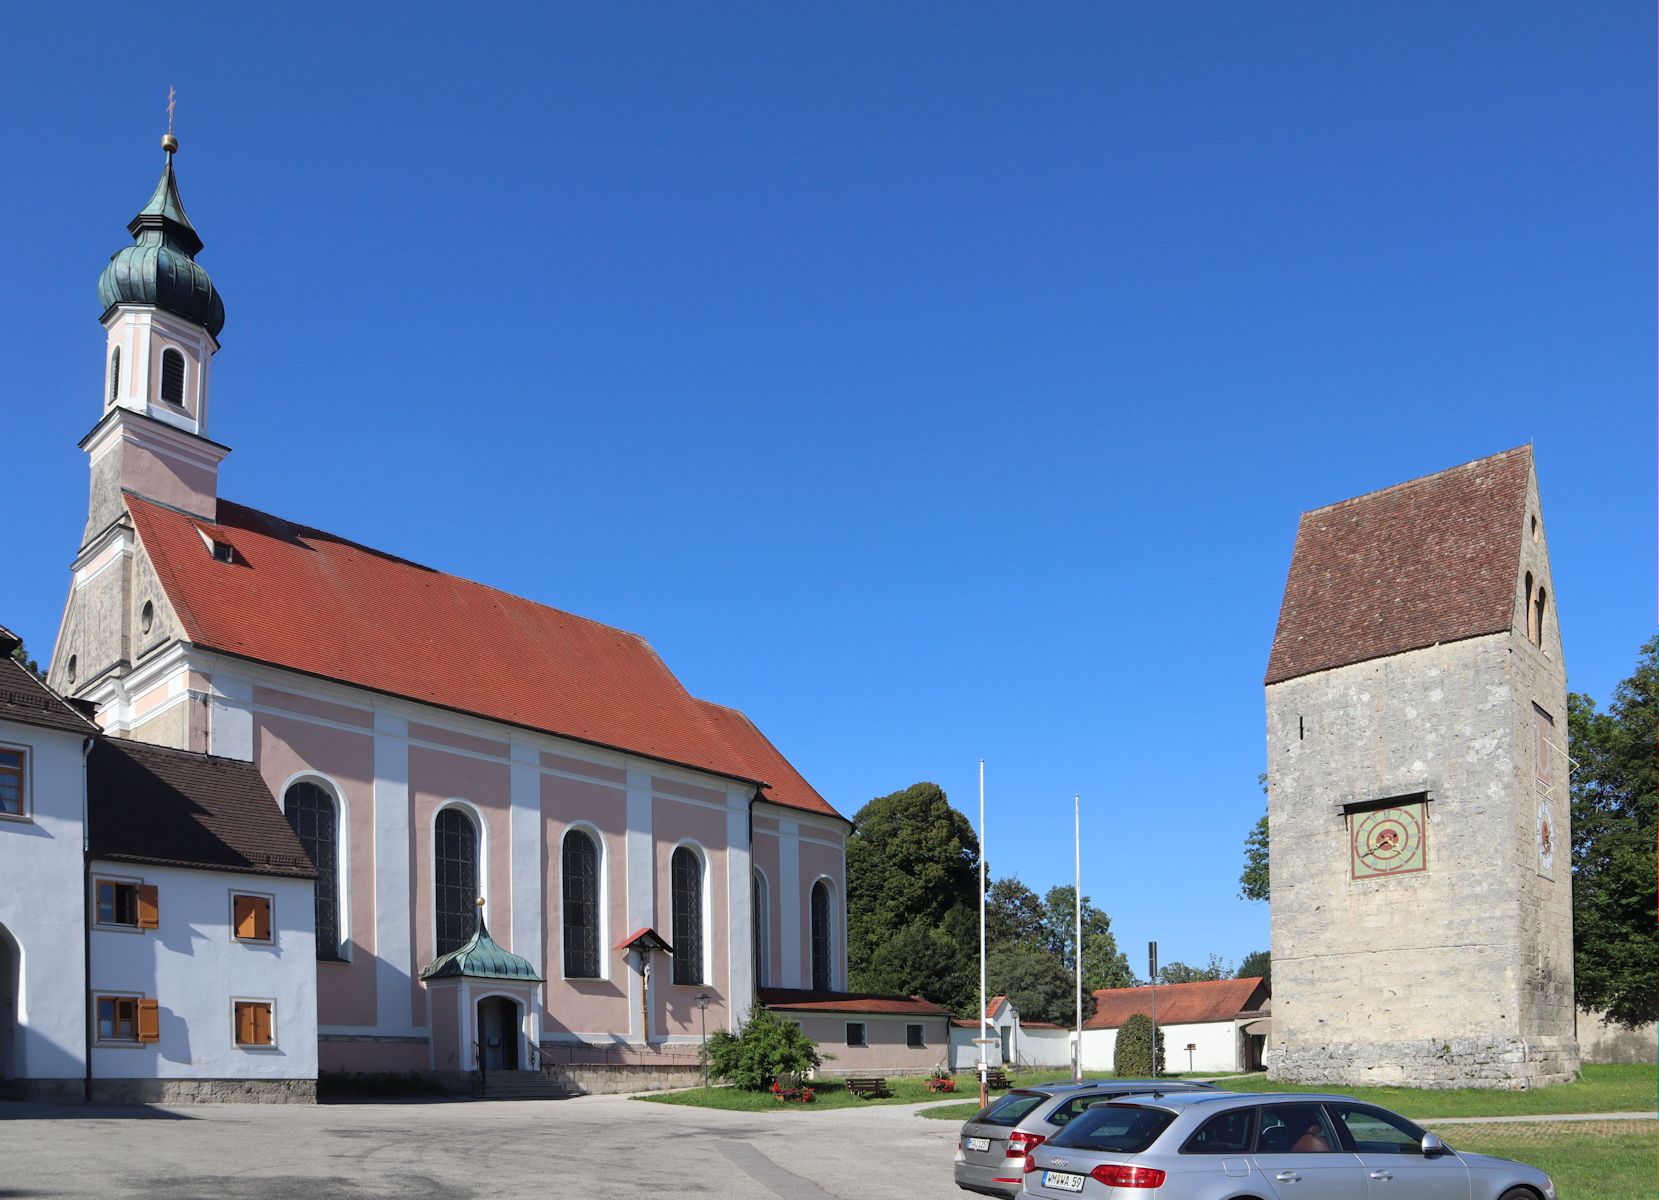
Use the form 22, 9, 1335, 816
1, 3, 1652, 973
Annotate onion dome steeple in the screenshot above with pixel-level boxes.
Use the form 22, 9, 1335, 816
97, 134, 225, 338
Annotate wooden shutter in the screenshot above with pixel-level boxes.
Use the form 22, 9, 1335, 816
254, 1003, 272, 1045
137, 999, 160, 1043
234, 895, 270, 941
136, 884, 159, 929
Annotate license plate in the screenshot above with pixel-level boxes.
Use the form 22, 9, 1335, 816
1043, 1170, 1086, 1193
966, 1136, 990, 1152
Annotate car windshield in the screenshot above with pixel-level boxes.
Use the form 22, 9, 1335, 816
1049, 1104, 1176, 1154
975, 1091, 1052, 1127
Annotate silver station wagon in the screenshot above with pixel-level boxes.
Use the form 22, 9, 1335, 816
1020, 1091, 1556, 1200
954, 1080, 1220, 1198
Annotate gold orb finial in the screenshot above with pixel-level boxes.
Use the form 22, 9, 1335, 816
475, 896, 486, 908
162, 132, 179, 154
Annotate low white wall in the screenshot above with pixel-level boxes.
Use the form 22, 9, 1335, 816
91, 862, 317, 1080
0, 718, 89, 1084
1082, 1020, 1239, 1074
1577, 1009, 1657, 1064
1017, 1027, 1075, 1069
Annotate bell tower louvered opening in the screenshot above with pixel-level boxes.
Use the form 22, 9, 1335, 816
160, 348, 186, 407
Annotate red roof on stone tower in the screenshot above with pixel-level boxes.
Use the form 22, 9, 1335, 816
124, 494, 842, 821
1265, 446, 1532, 686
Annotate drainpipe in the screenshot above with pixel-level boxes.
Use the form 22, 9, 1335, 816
81, 735, 94, 1105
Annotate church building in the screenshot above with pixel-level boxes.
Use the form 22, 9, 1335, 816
1263, 446, 1579, 1089
44, 134, 852, 1087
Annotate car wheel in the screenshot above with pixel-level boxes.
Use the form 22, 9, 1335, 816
1497, 1189, 1542, 1200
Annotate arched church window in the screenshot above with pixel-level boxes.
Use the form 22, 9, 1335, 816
1533, 587, 1547, 650
284, 781, 341, 960
671, 846, 703, 985
1524, 573, 1536, 644
434, 806, 479, 956
810, 880, 833, 992
160, 348, 186, 407
753, 870, 770, 988
562, 829, 601, 978
109, 347, 120, 406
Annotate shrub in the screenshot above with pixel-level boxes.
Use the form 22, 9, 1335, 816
705, 1005, 822, 1091
1113, 1013, 1166, 1078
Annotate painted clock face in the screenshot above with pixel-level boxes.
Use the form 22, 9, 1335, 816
1350, 803, 1427, 879
1536, 799, 1556, 875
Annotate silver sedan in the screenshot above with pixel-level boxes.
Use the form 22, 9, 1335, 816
1020, 1091, 1556, 1200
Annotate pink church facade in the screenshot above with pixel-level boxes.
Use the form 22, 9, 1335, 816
49, 139, 850, 1083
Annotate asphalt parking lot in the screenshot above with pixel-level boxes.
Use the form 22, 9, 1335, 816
0, 1093, 966, 1199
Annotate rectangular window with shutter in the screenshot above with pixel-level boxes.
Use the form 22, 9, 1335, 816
96, 994, 154, 1044
231, 893, 273, 943
233, 1000, 275, 1048
0, 746, 27, 817
96, 879, 141, 928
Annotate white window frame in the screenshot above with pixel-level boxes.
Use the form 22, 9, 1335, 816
94, 991, 145, 1046
230, 995, 279, 1051
0, 741, 29, 822
906, 1022, 926, 1049
845, 1021, 868, 1048
92, 872, 145, 934
280, 772, 352, 963
229, 889, 277, 946
558, 822, 609, 982
431, 799, 489, 961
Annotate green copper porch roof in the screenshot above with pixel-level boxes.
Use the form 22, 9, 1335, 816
419, 916, 544, 983
97, 145, 225, 338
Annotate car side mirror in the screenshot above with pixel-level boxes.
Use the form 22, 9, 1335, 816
1420, 1133, 1447, 1156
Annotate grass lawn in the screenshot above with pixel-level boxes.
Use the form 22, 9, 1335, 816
917, 1062, 1656, 1123
1426, 1119, 1657, 1200
639, 1069, 1232, 1113
1232, 1063, 1655, 1119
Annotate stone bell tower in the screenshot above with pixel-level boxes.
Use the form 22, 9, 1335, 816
1262, 446, 1579, 1089
48, 129, 228, 724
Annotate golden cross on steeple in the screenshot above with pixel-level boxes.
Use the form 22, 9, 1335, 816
162, 87, 179, 155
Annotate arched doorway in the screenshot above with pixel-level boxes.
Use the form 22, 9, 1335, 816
477, 996, 520, 1072
0, 923, 18, 1082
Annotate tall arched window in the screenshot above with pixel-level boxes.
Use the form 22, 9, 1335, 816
284, 782, 341, 960
671, 846, 703, 985
160, 348, 186, 407
1533, 587, 1547, 649
108, 346, 121, 406
810, 880, 833, 992
562, 829, 601, 978
752, 870, 770, 988
434, 806, 479, 956
1524, 572, 1536, 644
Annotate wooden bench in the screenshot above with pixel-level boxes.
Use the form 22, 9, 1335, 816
846, 1075, 892, 1099
983, 1068, 1011, 1090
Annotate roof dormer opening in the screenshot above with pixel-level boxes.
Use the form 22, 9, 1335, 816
195, 525, 235, 564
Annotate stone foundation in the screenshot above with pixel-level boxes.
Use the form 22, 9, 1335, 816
89, 1078, 317, 1104
1267, 1035, 1581, 1090
1, 1078, 87, 1104
544, 1062, 702, 1095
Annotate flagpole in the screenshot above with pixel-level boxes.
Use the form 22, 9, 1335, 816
1073, 793, 1082, 1083
978, 759, 988, 1110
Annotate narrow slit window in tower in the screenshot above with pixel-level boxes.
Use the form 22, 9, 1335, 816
160, 348, 186, 407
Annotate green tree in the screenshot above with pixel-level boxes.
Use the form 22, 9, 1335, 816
987, 943, 1076, 1026
846, 781, 981, 993
854, 913, 977, 1014
1569, 637, 1659, 1027
1112, 1012, 1165, 1077
705, 1005, 822, 1091
1157, 954, 1232, 984
1043, 885, 1135, 998
8, 639, 43, 680
1237, 949, 1271, 991
985, 876, 1047, 949
1239, 774, 1269, 901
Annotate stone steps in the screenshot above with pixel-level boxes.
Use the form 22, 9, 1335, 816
476, 1071, 574, 1101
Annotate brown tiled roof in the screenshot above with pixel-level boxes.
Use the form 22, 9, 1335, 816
758, 987, 951, 1016
694, 700, 840, 820
88, 738, 317, 879
0, 653, 100, 736
1265, 447, 1532, 685
124, 495, 843, 822
1083, 978, 1267, 1030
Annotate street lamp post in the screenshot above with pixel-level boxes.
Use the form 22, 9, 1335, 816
696, 992, 711, 1091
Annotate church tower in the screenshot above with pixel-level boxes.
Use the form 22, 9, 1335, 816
1263, 446, 1579, 1089
48, 130, 227, 737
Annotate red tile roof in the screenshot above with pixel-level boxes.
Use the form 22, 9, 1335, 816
758, 988, 952, 1016
986, 994, 1009, 1018
1265, 447, 1532, 685
1084, 978, 1267, 1030
125, 495, 842, 821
